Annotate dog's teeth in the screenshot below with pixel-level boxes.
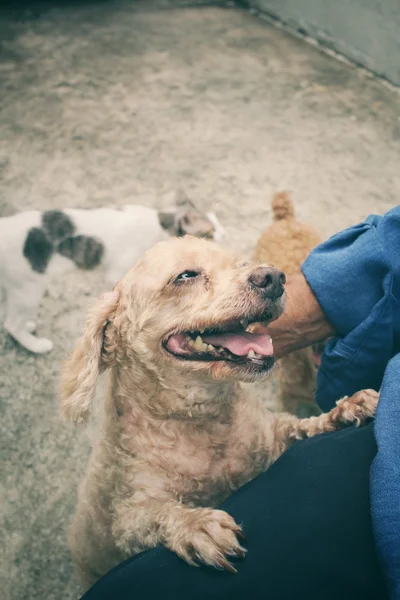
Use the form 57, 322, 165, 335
187, 338, 196, 348
193, 336, 203, 350
193, 335, 208, 352
207, 344, 215, 352
254, 352, 262, 359
247, 349, 256, 358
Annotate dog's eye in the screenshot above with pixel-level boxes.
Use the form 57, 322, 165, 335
175, 270, 200, 282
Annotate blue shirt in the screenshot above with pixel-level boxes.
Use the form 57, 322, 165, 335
302, 206, 400, 599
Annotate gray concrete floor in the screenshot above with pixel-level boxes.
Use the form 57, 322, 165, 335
1, 2, 399, 599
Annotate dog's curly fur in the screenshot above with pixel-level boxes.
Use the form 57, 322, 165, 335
61, 236, 378, 589
254, 192, 323, 414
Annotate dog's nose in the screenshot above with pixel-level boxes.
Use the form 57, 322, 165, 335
249, 267, 286, 299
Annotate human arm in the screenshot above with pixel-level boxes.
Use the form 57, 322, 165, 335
267, 206, 400, 410
266, 273, 334, 359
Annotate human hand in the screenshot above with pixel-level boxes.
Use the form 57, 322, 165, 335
260, 273, 334, 359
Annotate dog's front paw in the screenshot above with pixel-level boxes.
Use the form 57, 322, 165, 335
30, 337, 54, 354
168, 508, 246, 573
335, 389, 379, 426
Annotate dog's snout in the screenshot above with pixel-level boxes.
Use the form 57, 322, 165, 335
249, 267, 286, 299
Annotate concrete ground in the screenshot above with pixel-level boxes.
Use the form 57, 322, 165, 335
0, 1, 399, 599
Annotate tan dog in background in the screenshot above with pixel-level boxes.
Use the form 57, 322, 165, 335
254, 192, 323, 415
61, 236, 377, 589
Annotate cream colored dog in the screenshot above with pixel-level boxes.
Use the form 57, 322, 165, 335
61, 236, 378, 589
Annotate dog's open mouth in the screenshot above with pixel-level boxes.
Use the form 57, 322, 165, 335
163, 317, 275, 369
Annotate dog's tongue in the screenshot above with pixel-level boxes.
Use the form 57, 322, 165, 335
202, 331, 274, 357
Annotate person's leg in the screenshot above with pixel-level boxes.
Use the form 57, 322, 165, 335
82, 423, 387, 600
371, 354, 400, 599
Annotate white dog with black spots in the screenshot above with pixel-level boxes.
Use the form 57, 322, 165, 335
0, 200, 224, 354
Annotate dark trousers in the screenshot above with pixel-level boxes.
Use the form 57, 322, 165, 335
82, 423, 388, 600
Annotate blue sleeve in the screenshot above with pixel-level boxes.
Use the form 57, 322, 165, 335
301, 206, 400, 410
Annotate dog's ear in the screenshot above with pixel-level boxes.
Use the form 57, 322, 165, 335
158, 210, 176, 234
174, 189, 196, 210
60, 291, 120, 424
157, 190, 199, 235
177, 210, 215, 238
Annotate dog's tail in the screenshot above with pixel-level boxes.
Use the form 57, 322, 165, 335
271, 191, 295, 221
